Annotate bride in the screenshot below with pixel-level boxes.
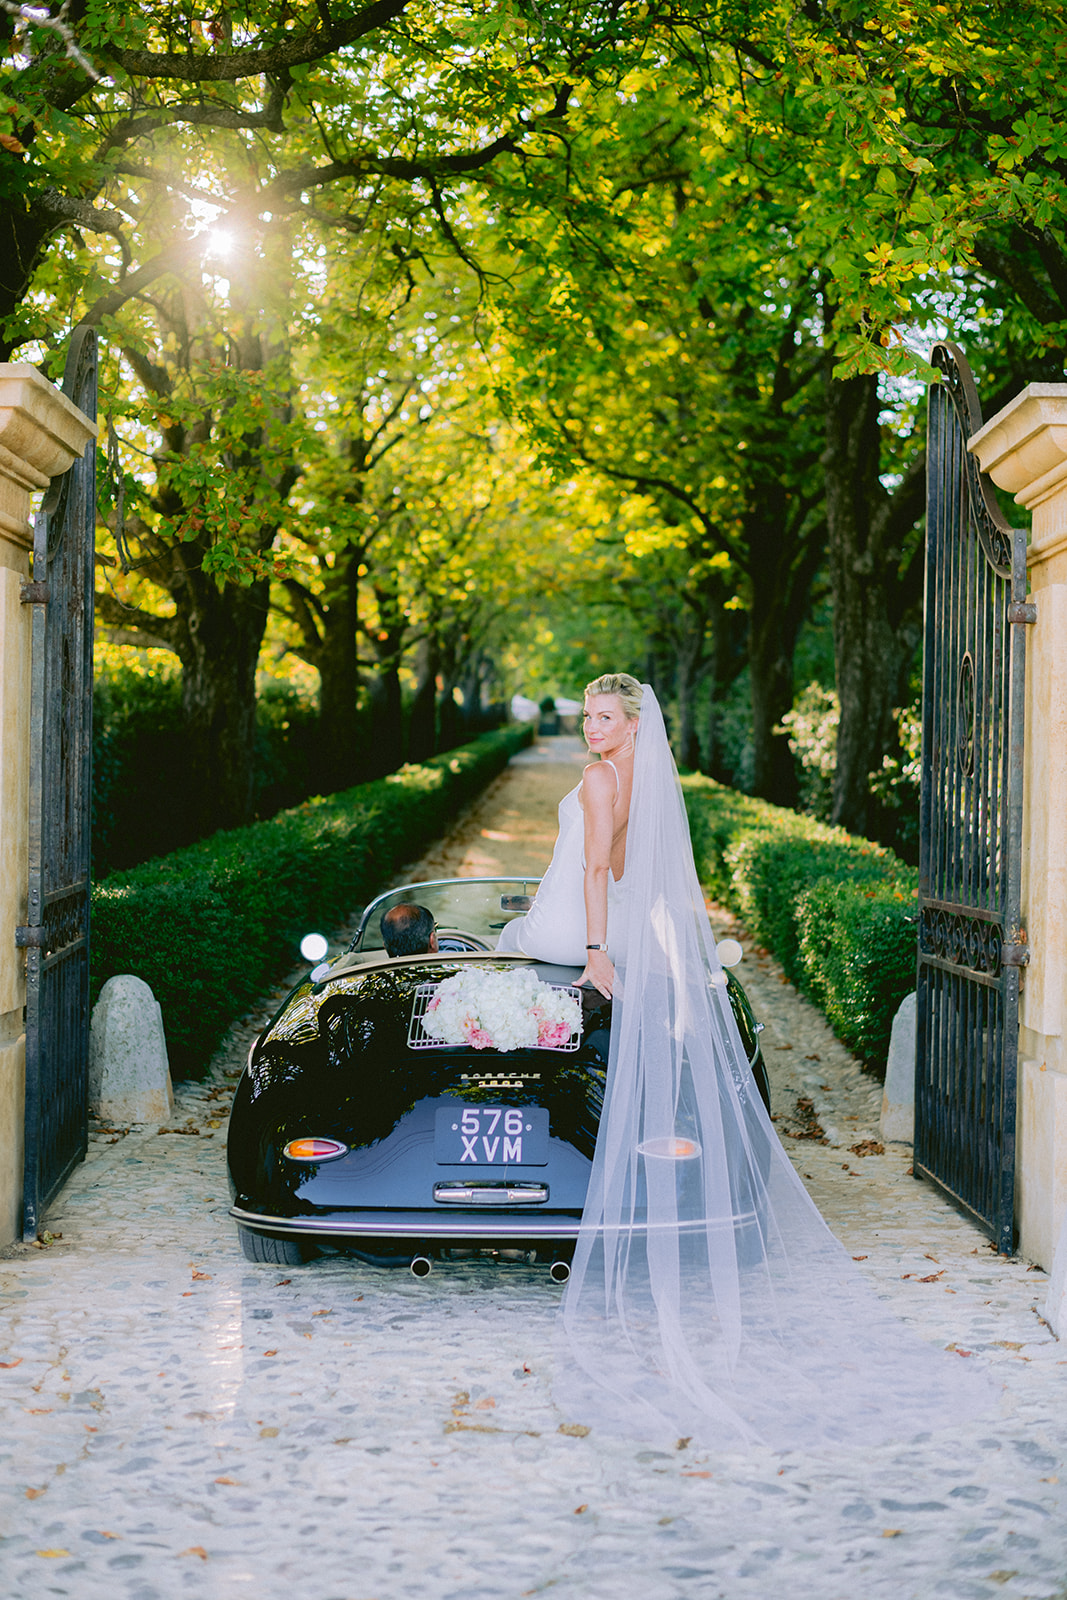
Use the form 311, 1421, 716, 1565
495, 671, 639, 995
503, 673, 997, 1452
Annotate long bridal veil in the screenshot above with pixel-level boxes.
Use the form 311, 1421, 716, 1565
554, 685, 997, 1452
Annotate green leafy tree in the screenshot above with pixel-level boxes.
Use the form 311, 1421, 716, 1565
489, 84, 828, 802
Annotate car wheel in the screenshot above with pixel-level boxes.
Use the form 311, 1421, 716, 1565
238, 1227, 311, 1265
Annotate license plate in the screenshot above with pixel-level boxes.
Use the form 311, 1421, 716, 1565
434, 1105, 549, 1166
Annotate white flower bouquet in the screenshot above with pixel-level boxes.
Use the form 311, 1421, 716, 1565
414, 966, 582, 1052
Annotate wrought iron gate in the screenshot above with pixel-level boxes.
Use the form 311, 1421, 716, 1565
915, 342, 1031, 1255
17, 327, 98, 1239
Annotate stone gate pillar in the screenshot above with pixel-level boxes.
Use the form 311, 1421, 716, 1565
971, 386, 1067, 1268
0, 367, 97, 1245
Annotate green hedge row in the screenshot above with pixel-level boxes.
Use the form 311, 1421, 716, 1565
91, 725, 533, 1077
681, 776, 918, 1072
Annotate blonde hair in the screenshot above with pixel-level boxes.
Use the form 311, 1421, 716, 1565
584, 672, 643, 721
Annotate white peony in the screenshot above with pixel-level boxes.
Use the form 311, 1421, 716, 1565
419, 966, 582, 1051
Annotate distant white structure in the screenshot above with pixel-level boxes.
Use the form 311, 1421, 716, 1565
89, 975, 174, 1124
510, 694, 540, 723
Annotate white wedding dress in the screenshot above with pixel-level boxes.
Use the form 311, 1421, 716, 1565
496, 762, 629, 965
529, 686, 999, 1452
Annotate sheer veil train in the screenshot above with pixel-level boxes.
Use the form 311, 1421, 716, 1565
554, 685, 997, 1451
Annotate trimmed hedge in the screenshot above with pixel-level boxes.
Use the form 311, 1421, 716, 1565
681, 775, 918, 1072
91, 725, 533, 1077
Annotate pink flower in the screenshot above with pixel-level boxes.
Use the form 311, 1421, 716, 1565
538, 1021, 569, 1048
468, 1028, 493, 1049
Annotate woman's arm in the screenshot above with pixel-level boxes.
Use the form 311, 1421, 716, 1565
577, 762, 617, 997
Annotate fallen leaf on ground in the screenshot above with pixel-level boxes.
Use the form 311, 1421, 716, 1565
214, 1476, 240, 1486
852, 1255, 868, 1261
919, 1271, 945, 1282
849, 1140, 885, 1157
882, 1529, 903, 1538
558, 1423, 590, 1437
0, 1358, 22, 1368
36, 1550, 71, 1558
574, 1504, 588, 1514
191, 1270, 211, 1281
181, 1547, 209, 1561
263, 1350, 278, 1357
682, 1471, 713, 1478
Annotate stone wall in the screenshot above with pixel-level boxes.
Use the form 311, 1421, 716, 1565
971, 387, 1067, 1268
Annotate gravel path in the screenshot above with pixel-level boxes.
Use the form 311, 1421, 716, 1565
0, 739, 1064, 1600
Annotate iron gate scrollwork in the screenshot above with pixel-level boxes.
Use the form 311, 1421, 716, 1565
17, 327, 98, 1239
916, 341, 1032, 1256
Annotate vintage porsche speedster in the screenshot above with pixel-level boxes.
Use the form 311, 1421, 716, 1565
226, 877, 770, 1270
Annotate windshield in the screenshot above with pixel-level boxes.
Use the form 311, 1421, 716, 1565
353, 877, 542, 951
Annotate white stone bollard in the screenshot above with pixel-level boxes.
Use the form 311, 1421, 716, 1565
89, 975, 174, 1124
880, 990, 917, 1144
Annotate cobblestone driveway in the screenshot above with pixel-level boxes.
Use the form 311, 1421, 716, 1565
1, 743, 1065, 1600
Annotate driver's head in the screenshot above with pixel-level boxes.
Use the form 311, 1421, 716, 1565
380, 903, 438, 958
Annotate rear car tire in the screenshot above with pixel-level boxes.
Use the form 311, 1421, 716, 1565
238, 1227, 310, 1265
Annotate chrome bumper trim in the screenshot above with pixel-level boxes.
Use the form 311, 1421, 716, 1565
230, 1204, 580, 1240
433, 1181, 549, 1205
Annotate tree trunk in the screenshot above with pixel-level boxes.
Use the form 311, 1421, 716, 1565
408, 635, 440, 760
674, 626, 705, 770
706, 607, 747, 783
173, 569, 271, 833
747, 599, 800, 805
823, 370, 925, 836
365, 589, 406, 774
313, 553, 363, 791
0, 203, 53, 361
743, 494, 823, 807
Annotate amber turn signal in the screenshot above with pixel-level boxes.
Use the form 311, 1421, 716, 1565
283, 1138, 348, 1161
636, 1137, 701, 1160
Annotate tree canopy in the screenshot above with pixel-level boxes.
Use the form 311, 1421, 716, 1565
4, 0, 1066, 840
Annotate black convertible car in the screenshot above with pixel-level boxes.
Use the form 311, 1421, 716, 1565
227, 877, 770, 1270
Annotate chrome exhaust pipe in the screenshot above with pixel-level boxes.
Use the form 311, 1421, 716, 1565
410, 1255, 432, 1278
549, 1259, 570, 1283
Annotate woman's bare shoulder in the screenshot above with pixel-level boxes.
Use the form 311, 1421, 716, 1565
582, 761, 617, 802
